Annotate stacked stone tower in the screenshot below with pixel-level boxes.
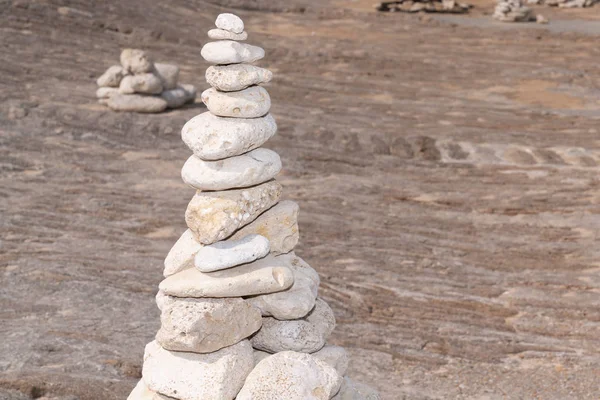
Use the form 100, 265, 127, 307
128, 13, 380, 400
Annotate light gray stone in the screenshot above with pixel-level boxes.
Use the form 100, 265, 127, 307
96, 87, 119, 99
201, 41, 264, 64
208, 28, 248, 41
127, 380, 171, 400
156, 295, 262, 353
185, 180, 282, 244
206, 64, 272, 92
236, 351, 342, 400
182, 112, 277, 160
106, 94, 167, 113
119, 73, 163, 95
181, 148, 281, 191
159, 254, 294, 298
97, 65, 126, 87
253, 349, 272, 366
307, 298, 337, 338
332, 377, 381, 400
180, 83, 196, 103
313, 345, 349, 376
154, 63, 179, 90
163, 229, 202, 277
194, 234, 270, 273
143, 340, 254, 400
231, 200, 299, 255
201, 86, 271, 118
160, 85, 196, 109
120, 48, 153, 74
215, 13, 244, 33
250, 317, 326, 353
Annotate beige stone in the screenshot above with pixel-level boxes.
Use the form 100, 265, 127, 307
120, 48, 153, 74
106, 94, 167, 113
97, 65, 126, 87
201, 40, 264, 64
215, 13, 244, 33
154, 63, 179, 90
208, 28, 248, 40
119, 73, 163, 95
250, 317, 326, 353
206, 64, 272, 92
313, 345, 349, 376
163, 229, 202, 277
332, 377, 381, 400
96, 87, 119, 99
201, 86, 271, 118
307, 298, 337, 338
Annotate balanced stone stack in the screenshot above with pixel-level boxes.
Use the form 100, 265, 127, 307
493, 0, 535, 21
96, 49, 196, 113
127, 13, 380, 400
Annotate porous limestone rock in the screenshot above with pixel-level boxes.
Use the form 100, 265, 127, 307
194, 234, 270, 272
182, 112, 277, 160
201, 41, 265, 65
97, 65, 126, 87
201, 86, 271, 118
215, 13, 245, 34
185, 180, 282, 244
231, 200, 299, 255
163, 229, 202, 277
156, 295, 262, 353
332, 377, 382, 400
159, 254, 294, 298
306, 298, 337, 338
236, 351, 342, 400
208, 28, 248, 41
206, 64, 273, 92
96, 87, 119, 99
121, 48, 153, 74
313, 345, 349, 376
143, 340, 254, 400
119, 73, 163, 95
181, 148, 281, 191
107, 94, 167, 113
250, 317, 326, 353
154, 63, 179, 90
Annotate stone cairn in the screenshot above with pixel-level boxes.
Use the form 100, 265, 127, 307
127, 13, 381, 400
493, 0, 537, 21
96, 49, 196, 113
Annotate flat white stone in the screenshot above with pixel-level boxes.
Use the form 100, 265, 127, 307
96, 87, 119, 99
194, 234, 270, 272
143, 340, 254, 400
185, 180, 282, 244
250, 317, 326, 353
156, 295, 262, 353
237, 351, 342, 400
201, 86, 271, 118
208, 28, 248, 41
206, 64, 272, 92
246, 252, 319, 320
307, 298, 337, 338
159, 254, 294, 298
332, 377, 382, 400
181, 148, 281, 191
154, 63, 179, 90
231, 200, 299, 255
97, 65, 126, 87
182, 112, 277, 161
313, 345, 349, 376
106, 94, 167, 113
119, 73, 163, 95
215, 13, 244, 33
201, 41, 264, 65
163, 229, 202, 277
120, 48, 153, 74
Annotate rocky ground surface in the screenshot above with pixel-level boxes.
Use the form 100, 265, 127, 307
1, 0, 600, 399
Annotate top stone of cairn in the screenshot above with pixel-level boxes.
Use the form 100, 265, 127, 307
216, 13, 244, 34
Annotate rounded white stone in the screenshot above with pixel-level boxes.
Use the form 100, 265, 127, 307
119, 73, 163, 95
181, 148, 281, 191
194, 234, 270, 272
181, 112, 277, 161
215, 13, 244, 33
208, 28, 248, 41
201, 40, 264, 65
97, 65, 126, 88
206, 64, 272, 92
201, 86, 271, 118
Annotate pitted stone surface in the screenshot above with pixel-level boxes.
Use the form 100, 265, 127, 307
201, 86, 271, 118
194, 234, 270, 273
163, 229, 202, 277
208, 28, 248, 41
206, 64, 272, 92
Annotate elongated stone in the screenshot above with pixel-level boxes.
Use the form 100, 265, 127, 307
201, 41, 264, 64
181, 148, 281, 191
216, 13, 244, 33
182, 112, 277, 160
107, 94, 167, 113
154, 63, 179, 90
313, 345, 349, 376
156, 296, 262, 353
194, 234, 270, 272
159, 254, 294, 298
206, 64, 272, 92
96, 87, 119, 99
202, 86, 271, 118
97, 65, 126, 88
307, 298, 337, 338
143, 340, 254, 400
185, 181, 282, 244
163, 229, 202, 277
231, 200, 299, 255
250, 317, 326, 353
208, 28, 248, 40
119, 73, 163, 95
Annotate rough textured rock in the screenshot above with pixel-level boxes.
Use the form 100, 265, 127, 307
163, 229, 202, 277
236, 351, 342, 400
201, 86, 271, 118
206, 64, 273, 92
332, 377, 381, 400
208, 28, 248, 41
246, 252, 319, 320
215, 13, 244, 33
153, 63, 179, 90
201, 41, 265, 65
181, 148, 281, 191
185, 180, 282, 244
143, 340, 254, 400
97, 65, 126, 87
159, 254, 294, 298
250, 317, 326, 353
119, 73, 163, 95
493, 0, 534, 21
160, 85, 195, 109
156, 295, 262, 353
306, 298, 337, 338
182, 112, 277, 161
106, 93, 167, 113
313, 345, 349, 376
231, 200, 299, 255
194, 234, 270, 273
96, 87, 119, 99
120, 48, 153, 74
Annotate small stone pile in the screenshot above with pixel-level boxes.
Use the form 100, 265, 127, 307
528, 0, 597, 7
127, 13, 381, 400
493, 0, 535, 21
96, 49, 196, 113
376, 0, 473, 13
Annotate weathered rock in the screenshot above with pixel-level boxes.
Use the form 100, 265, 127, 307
96, 87, 119, 99
154, 63, 179, 90
119, 73, 163, 95
180, 83, 197, 103
201, 41, 264, 65
156, 295, 262, 353
332, 377, 381, 400
181, 148, 281, 191
201, 86, 271, 118
253, 349, 272, 366
194, 234, 270, 272
208, 28, 248, 41
306, 298, 337, 338
250, 317, 326, 353
159, 254, 294, 298
185, 180, 282, 244
120, 48, 153, 74
127, 380, 171, 400
106, 94, 167, 113
246, 252, 319, 320
97, 65, 126, 87
143, 340, 254, 400
155, 290, 168, 311
215, 13, 244, 33
160, 85, 195, 109
182, 112, 277, 160
206, 64, 273, 92
163, 229, 202, 277
231, 200, 299, 255
236, 351, 342, 400
313, 345, 349, 376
